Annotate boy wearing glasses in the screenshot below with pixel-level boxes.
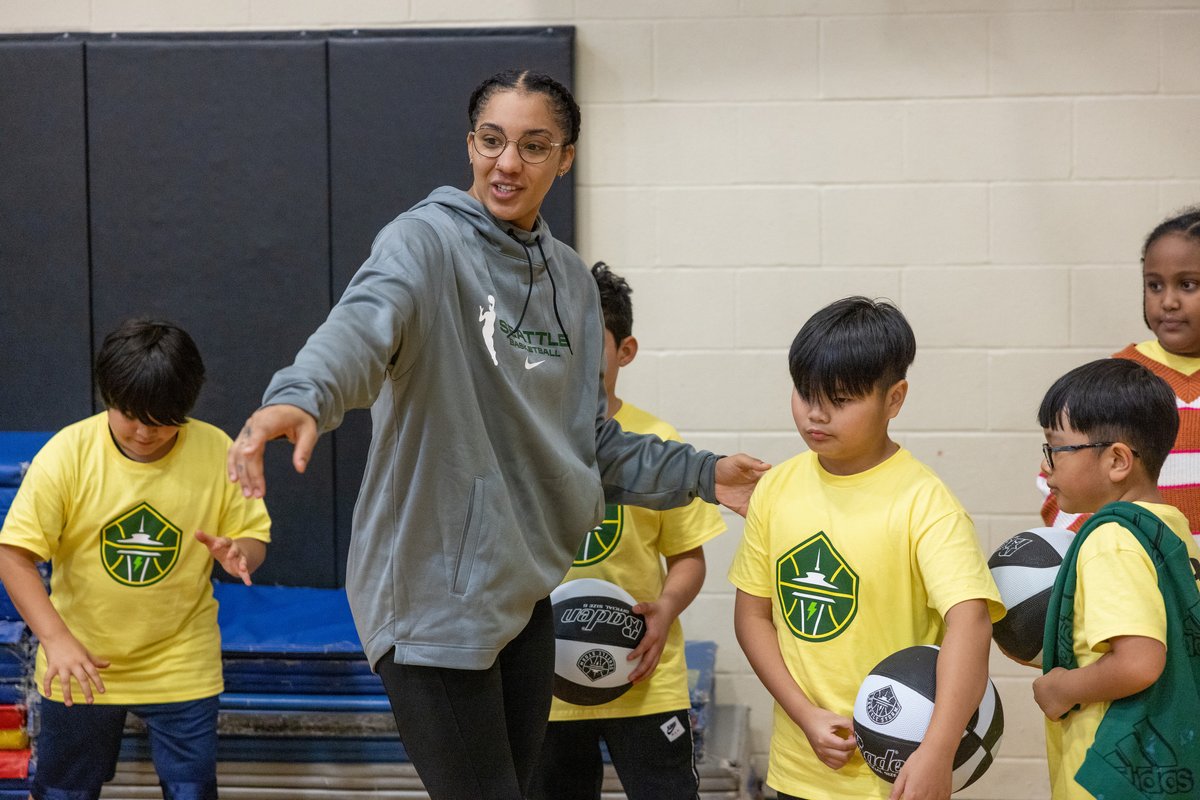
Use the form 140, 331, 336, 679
1033, 358, 1200, 800
728, 297, 1002, 800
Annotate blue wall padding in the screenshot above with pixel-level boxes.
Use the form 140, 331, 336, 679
0, 41, 92, 432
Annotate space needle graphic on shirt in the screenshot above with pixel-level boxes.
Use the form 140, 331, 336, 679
101, 503, 181, 587
790, 550, 840, 636
113, 516, 169, 582
777, 532, 859, 641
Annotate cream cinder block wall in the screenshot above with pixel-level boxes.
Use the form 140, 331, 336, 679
4, 1, 1200, 798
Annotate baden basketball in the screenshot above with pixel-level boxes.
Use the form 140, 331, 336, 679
854, 645, 1003, 792
988, 526, 1075, 666
550, 578, 645, 706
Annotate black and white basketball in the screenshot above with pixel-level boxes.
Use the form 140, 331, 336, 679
550, 578, 645, 706
853, 645, 1003, 792
988, 526, 1075, 666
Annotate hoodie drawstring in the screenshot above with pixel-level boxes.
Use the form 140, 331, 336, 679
506, 236, 536, 341
538, 238, 573, 354
505, 232, 572, 354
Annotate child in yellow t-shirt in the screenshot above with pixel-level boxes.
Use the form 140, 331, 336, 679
530, 263, 726, 800
728, 296, 1003, 800
0, 318, 271, 800
1032, 357, 1200, 799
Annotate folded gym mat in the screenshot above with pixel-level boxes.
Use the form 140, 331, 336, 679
0, 709, 22, 730
0, 432, 53, 488
111, 705, 755, 797
0, 621, 29, 651
220, 656, 380, 696
215, 584, 360, 655
120, 735, 409, 764
218, 693, 390, 713
0, 749, 30, 779
221, 658, 374, 677
0, 490, 14, 526
221, 675, 384, 695
0, 731, 27, 750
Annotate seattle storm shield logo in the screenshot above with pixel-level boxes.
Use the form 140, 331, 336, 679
574, 503, 623, 566
101, 503, 181, 586
777, 532, 858, 641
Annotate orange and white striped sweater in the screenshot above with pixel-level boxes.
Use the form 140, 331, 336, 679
1039, 340, 1200, 545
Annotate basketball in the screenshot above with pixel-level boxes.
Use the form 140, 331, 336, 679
987, 526, 1075, 666
550, 578, 646, 706
853, 645, 1003, 792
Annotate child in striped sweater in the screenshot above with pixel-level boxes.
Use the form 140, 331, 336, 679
1040, 206, 1200, 544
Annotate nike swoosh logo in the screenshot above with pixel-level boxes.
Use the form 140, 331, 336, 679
524, 357, 545, 370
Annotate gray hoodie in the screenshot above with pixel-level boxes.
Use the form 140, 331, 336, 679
263, 188, 719, 671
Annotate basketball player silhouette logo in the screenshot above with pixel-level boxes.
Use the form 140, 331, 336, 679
479, 294, 498, 366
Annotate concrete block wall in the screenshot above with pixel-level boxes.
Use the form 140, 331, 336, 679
4, 2, 1199, 797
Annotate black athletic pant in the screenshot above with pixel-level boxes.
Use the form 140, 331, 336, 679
376, 597, 555, 800
529, 709, 699, 800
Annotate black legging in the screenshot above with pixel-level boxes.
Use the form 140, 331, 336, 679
376, 597, 555, 800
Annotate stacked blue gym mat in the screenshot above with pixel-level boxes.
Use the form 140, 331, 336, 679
0, 613, 36, 799
0, 432, 55, 800
107, 584, 752, 799
125, 583, 403, 764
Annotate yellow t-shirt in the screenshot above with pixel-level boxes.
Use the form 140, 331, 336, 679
728, 448, 1003, 800
549, 401, 726, 721
0, 412, 271, 704
1135, 339, 1200, 378
1044, 502, 1200, 800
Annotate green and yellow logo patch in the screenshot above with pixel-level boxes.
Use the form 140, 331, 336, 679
101, 503, 181, 586
574, 503, 623, 566
777, 532, 858, 641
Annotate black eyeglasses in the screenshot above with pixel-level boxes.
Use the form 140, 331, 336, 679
470, 129, 564, 165
1041, 441, 1135, 470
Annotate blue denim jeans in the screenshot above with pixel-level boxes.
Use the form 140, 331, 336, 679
33, 694, 219, 800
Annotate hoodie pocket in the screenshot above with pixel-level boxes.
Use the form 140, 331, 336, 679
451, 477, 485, 596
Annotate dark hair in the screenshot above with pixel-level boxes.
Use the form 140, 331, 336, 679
1037, 358, 1178, 480
591, 261, 633, 344
95, 318, 205, 426
788, 296, 916, 402
468, 70, 581, 145
1142, 205, 1200, 261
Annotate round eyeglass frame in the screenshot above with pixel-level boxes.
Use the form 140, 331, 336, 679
470, 130, 564, 165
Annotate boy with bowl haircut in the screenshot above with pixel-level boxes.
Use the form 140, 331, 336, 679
0, 318, 271, 800
728, 296, 1003, 800
1034, 358, 1200, 799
